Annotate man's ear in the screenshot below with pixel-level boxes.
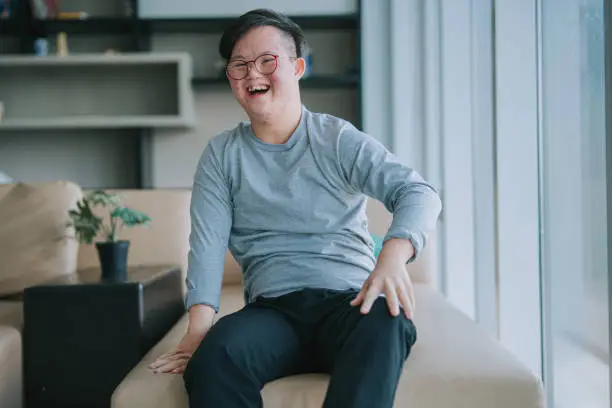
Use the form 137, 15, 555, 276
294, 57, 306, 80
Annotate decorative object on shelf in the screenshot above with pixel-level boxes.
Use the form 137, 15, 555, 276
56, 32, 69, 56
67, 190, 151, 281
30, 0, 59, 19
34, 38, 48, 56
57, 11, 89, 20
0, 0, 18, 18
124, 0, 133, 17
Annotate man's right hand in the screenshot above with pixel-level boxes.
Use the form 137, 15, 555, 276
149, 304, 216, 374
149, 329, 206, 374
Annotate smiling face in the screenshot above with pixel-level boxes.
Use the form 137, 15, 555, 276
226, 25, 305, 122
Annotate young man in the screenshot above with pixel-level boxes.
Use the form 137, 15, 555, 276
150, 8, 442, 408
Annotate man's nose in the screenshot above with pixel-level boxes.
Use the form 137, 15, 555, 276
246, 61, 260, 79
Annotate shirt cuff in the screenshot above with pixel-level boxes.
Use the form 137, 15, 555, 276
384, 229, 425, 263
184, 290, 220, 313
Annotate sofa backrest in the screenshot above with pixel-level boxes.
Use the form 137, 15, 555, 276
0, 181, 83, 296
0, 184, 15, 201
76, 189, 192, 280
76, 189, 437, 290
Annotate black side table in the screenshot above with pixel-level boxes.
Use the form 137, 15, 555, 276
23, 264, 185, 408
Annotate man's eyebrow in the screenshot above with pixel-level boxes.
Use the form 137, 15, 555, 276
230, 51, 277, 61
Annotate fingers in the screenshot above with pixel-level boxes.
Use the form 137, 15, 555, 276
350, 280, 369, 307
352, 273, 416, 319
396, 283, 412, 319
384, 279, 400, 317
153, 357, 189, 374
171, 366, 186, 374
149, 350, 191, 372
360, 279, 382, 314
151, 354, 190, 374
149, 351, 188, 368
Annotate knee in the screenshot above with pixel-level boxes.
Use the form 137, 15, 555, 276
184, 329, 241, 384
365, 298, 418, 348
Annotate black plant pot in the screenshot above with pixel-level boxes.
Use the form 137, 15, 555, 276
96, 240, 130, 282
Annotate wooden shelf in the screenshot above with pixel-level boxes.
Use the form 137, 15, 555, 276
144, 14, 358, 33
0, 53, 195, 130
192, 74, 359, 89
31, 18, 135, 35
0, 18, 27, 35
0, 52, 189, 65
0, 116, 192, 130
0, 14, 358, 36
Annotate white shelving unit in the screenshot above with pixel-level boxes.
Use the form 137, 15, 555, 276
0, 53, 195, 130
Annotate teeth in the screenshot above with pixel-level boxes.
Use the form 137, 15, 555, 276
248, 85, 269, 92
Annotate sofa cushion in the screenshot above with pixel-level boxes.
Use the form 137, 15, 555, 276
111, 284, 544, 408
0, 181, 82, 297
0, 302, 22, 331
0, 325, 22, 408
0, 184, 15, 202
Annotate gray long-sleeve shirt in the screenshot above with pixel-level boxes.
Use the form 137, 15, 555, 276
184, 105, 442, 312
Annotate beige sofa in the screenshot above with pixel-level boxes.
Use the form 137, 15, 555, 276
0, 181, 545, 408
0, 180, 85, 408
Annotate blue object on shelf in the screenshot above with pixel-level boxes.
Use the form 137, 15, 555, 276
34, 38, 49, 56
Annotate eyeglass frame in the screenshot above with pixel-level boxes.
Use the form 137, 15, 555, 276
225, 53, 299, 80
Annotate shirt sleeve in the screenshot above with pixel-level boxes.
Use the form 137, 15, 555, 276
184, 143, 233, 312
337, 125, 442, 262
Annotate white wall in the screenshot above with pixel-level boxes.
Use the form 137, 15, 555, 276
0, 130, 139, 188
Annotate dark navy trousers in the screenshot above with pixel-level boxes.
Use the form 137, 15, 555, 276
183, 288, 417, 408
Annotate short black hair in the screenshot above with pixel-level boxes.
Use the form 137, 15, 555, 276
218, 9, 309, 60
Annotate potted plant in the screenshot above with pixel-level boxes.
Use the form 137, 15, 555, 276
67, 190, 151, 281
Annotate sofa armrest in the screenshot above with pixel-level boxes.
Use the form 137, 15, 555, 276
394, 285, 545, 407
0, 326, 23, 408
112, 314, 190, 408
111, 285, 245, 408
112, 285, 545, 408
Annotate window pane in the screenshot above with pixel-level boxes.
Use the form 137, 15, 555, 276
540, 1, 609, 407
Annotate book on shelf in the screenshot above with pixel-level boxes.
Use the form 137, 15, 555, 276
0, 0, 19, 18
30, 0, 60, 19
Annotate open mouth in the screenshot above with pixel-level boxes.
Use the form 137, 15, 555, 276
247, 85, 270, 96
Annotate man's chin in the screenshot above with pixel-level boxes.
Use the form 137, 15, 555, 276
244, 101, 274, 119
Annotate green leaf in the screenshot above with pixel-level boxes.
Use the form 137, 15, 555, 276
85, 190, 121, 207
65, 191, 151, 245
65, 196, 104, 244
111, 207, 151, 227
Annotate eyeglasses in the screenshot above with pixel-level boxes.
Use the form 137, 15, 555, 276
226, 53, 282, 80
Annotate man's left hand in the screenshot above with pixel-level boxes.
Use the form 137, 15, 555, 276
350, 239, 415, 319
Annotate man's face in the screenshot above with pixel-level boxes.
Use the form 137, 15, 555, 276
226, 26, 304, 120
